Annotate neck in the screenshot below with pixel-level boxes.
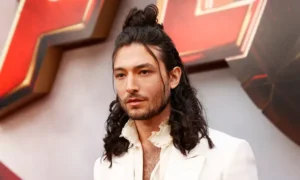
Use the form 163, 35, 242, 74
134, 104, 170, 146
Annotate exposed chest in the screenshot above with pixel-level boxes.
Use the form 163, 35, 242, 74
143, 147, 161, 180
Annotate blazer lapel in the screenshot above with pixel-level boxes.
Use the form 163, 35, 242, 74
165, 138, 210, 180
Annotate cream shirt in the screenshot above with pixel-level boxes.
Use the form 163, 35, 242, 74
120, 120, 173, 180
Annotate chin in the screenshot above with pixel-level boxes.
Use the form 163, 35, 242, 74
128, 112, 149, 121
130, 116, 149, 121
128, 113, 144, 119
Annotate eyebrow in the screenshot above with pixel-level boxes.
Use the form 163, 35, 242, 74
113, 63, 156, 72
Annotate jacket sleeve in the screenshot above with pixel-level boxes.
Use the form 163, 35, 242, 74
94, 157, 102, 180
223, 140, 259, 180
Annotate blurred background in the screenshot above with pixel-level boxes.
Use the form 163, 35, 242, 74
0, 0, 300, 179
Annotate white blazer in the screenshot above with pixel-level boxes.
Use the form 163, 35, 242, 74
94, 128, 258, 180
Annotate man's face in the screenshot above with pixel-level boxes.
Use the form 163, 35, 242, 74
113, 43, 170, 120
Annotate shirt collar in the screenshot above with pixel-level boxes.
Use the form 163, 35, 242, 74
120, 119, 173, 148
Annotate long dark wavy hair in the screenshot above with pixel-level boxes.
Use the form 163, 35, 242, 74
103, 4, 214, 165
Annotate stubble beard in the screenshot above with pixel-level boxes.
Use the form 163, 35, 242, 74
119, 91, 170, 121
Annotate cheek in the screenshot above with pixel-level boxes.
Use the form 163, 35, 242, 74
143, 81, 167, 100
139, 77, 161, 91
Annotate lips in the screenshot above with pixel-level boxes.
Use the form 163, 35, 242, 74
126, 98, 144, 106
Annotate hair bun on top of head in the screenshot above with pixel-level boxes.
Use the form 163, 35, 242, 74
122, 4, 163, 30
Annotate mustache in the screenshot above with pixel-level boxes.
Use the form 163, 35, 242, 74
122, 94, 147, 103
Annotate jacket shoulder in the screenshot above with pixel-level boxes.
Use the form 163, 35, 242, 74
201, 128, 256, 167
200, 128, 258, 180
93, 156, 110, 180
208, 128, 248, 149
208, 129, 258, 179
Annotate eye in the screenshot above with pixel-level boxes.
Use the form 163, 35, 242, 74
115, 73, 126, 79
140, 70, 150, 75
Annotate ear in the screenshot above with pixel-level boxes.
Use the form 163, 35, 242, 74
169, 66, 182, 89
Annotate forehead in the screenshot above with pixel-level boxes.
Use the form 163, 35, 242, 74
114, 43, 161, 69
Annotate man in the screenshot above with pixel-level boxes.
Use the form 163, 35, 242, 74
94, 4, 258, 180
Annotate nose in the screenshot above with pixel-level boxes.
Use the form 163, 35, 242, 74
126, 74, 139, 94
